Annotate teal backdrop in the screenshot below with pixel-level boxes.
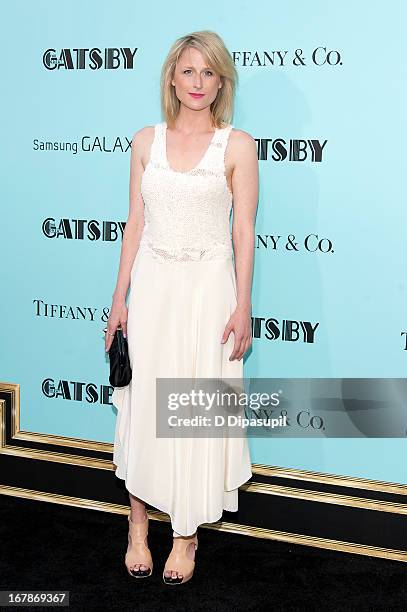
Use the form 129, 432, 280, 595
1, 0, 406, 484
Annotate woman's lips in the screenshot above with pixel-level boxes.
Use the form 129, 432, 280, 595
189, 93, 205, 99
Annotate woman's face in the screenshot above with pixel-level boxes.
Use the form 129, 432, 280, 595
171, 47, 222, 113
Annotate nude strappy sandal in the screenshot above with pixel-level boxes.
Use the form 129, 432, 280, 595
125, 514, 153, 578
162, 533, 198, 585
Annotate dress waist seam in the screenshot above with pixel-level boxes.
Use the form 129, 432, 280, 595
138, 235, 233, 263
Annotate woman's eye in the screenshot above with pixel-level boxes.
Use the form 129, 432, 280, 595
182, 69, 213, 76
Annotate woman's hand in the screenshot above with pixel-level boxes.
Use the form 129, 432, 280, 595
105, 298, 128, 353
221, 305, 252, 361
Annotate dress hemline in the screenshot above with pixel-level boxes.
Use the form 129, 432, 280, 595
113, 463, 253, 537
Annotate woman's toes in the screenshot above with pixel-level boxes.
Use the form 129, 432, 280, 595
164, 569, 183, 580
131, 564, 145, 572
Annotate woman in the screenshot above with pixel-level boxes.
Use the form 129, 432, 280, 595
105, 30, 258, 585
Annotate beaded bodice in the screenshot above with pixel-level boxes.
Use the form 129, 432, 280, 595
138, 121, 234, 262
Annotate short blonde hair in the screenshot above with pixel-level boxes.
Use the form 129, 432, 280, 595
160, 30, 238, 129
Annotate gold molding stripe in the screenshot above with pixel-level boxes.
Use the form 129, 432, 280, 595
13, 430, 112, 453
0, 445, 114, 469
0, 399, 5, 447
2, 432, 406, 515
243, 482, 407, 515
252, 464, 407, 496
1, 381, 406, 502
0, 382, 111, 453
0, 485, 405, 563
212, 522, 407, 563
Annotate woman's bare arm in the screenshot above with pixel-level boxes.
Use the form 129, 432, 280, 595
221, 129, 259, 360
231, 130, 258, 311
112, 129, 148, 303
105, 127, 152, 351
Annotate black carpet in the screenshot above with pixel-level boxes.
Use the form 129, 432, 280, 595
0, 494, 406, 611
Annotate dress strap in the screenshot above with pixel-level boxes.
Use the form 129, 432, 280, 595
148, 122, 166, 167
203, 124, 233, 172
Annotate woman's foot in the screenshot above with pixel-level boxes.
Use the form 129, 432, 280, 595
163, 532, 198, 585
125, 511, 153, 578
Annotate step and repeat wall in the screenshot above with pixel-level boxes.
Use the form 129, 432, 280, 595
1, 1, 406, 485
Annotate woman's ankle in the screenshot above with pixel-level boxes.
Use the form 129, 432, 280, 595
172, 530, 197, 538
130, 509, 148, 523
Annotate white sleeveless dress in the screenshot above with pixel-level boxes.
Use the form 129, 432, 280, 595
111, 120, 253, 536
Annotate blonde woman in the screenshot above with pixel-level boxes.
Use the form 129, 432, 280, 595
105, 30, 258, 585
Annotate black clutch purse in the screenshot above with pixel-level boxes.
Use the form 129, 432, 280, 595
108, 326, 132, 387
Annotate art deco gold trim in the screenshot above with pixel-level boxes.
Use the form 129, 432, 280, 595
0, 485, 405, 563
13, 430, 112, 453
252, 463, 407, 496
0, 399, 4, 448
243, 482, 407, 515
0, 382, 111, 453
1, 381, 406, 507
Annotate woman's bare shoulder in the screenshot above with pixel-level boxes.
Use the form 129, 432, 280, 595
228, 127, 257, 164
130, 125, 156, 168
131, 125, 156, 147
229, 127, 256, 146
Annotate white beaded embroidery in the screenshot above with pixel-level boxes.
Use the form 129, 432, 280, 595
139, 237, 233, 262
139, 121, 234, 264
